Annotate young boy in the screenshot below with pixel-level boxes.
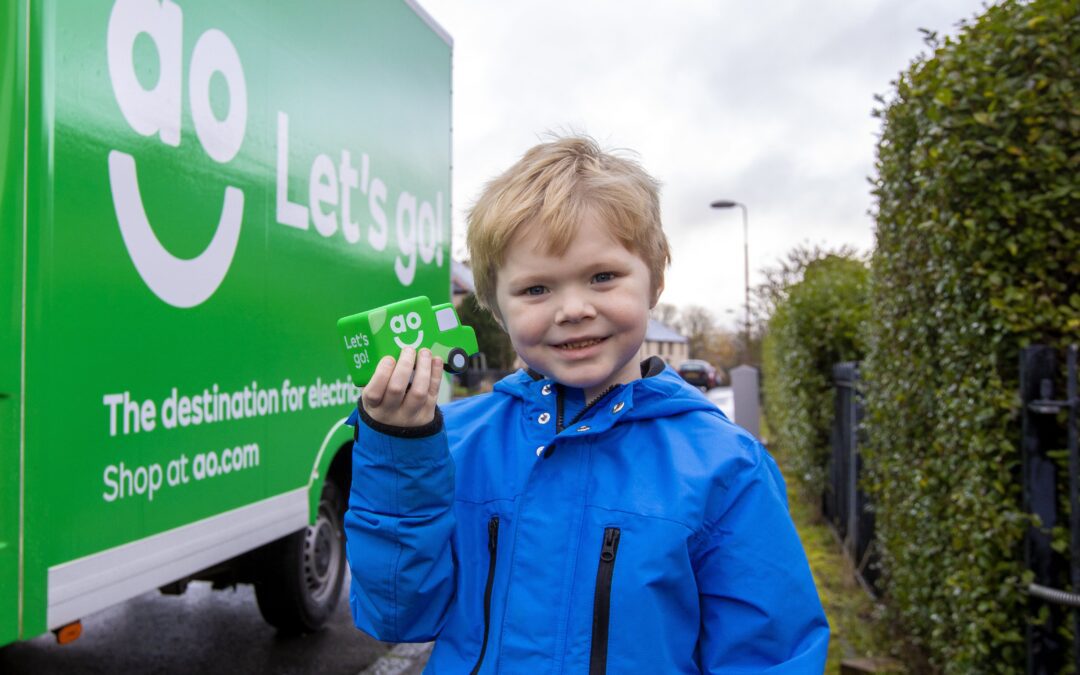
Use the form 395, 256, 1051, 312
345, 136, 829, 673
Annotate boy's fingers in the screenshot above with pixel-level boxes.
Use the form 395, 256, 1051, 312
406, 350, 433, 411
362, 355, 396, 407
385, 347, 416, 402
428, 358, 443, 399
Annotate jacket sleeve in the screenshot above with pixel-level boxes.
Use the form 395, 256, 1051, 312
343, 406, 457, 643
692, 443, 830, 673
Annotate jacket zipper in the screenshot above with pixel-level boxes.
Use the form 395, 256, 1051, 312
589, 527, 621, 675
470, 516, 499, 675
555, 384, 617, 434
546, 385, 617, 459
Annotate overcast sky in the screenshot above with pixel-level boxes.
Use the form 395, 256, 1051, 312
419, 0, 989, 327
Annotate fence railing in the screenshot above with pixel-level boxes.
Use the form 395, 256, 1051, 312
824, 361, 879, 593
817, 346, 1078, 670
1022, 344, 1079, 675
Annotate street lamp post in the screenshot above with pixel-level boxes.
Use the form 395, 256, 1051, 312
709, 200, 750, 363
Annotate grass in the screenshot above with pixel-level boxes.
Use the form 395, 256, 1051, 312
762, 417, 907, 672
782, 462, 904, 672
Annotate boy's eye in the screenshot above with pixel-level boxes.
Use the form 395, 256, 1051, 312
592, 272, 616, 283
524, 285, 547, 296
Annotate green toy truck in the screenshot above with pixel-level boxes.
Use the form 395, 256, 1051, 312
338, 296, 479, 387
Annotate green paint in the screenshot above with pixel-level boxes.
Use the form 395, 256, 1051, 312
0, 0, 26, 646
3, 0, 450, 645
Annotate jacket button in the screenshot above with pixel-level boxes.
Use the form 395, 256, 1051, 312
536, 445, 545, 456
576, 425, 590, 432
541, 384, 552, 395
538, 412, 551, 424
612, 401, 624, 413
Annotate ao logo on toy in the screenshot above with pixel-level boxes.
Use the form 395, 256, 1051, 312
106, 0, 246, 308
390, 312, 424, 350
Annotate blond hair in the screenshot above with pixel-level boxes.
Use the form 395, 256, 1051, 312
466, 135, 670, 314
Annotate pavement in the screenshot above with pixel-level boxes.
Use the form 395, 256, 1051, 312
356, 642, 432, 674
0, 578, 429, 675
707, 386, 735, 419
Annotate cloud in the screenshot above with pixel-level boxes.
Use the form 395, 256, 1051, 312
420, 0, 987, 323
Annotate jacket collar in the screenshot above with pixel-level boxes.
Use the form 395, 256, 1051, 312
495, 357, 717, 435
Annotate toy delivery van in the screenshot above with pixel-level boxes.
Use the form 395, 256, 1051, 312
338, 296, 479, 387
1, 0, 452, 647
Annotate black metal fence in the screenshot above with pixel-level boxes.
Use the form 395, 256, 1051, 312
816, 347, 1079, 669
1022, 344, 1079, 675
824, 361, 879, 593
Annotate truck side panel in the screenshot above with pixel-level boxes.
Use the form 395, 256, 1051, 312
0, 0, 27, 647
18, 1, 451, 640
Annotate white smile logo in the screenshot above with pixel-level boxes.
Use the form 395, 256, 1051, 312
107, 0, 247, 308
390, 312, 424, 350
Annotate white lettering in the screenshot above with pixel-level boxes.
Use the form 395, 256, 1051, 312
167, 458, 183, 486
310, 154, 339, 237
394, 192, 418, 286
418, 200, 436, 264
340, 151, 361, 244
107, 0, 183, 146
368, 177, 388, 251
103, 465, 119, 502
140, 398, 157, 432
189, 28, 247, 163
276, 112, 309, 229
103, 393, 125, 436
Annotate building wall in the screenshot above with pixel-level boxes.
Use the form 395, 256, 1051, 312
638, 340, 688, 370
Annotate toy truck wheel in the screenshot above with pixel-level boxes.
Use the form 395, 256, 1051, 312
444, 348, 469, 375
254, 480, 346, 634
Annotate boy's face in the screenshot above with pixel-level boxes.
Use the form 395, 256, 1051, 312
494, 212, 658, 401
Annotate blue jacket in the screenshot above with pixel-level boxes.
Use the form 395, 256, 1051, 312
345, 362, 829, 673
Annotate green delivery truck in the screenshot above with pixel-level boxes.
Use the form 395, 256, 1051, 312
0, 0, 452, 646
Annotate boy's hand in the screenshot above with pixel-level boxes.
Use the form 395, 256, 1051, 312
361, 347, 444, 428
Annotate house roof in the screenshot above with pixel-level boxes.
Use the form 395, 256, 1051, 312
645, 319, 687, 343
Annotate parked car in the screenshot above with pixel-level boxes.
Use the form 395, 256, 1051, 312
677, 359, 718, 390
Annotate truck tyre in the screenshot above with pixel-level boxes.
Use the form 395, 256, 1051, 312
254, 480, 346, 634
445, 347, 469, 374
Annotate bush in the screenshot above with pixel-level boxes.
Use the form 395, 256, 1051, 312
762, 254, 869, 488
866, 0, 1079, 670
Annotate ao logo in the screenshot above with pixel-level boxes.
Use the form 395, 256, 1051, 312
106, 0, 246, 308
390, 312, 424, 350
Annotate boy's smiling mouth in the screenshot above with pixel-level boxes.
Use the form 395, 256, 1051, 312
555, 336, 607, 350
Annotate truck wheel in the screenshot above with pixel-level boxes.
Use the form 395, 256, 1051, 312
254, 480, 346, 634
445, 347, 469, 374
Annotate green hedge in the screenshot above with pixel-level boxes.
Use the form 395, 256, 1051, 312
762, 254, 869, 488
866, 0, 1079, 670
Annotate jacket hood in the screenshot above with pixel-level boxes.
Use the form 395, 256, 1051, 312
492, 356, 722, 426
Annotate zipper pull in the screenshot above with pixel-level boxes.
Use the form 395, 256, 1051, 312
488, 516, 500, 551
600, 528, 620, 562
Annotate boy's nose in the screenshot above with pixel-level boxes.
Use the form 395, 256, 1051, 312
555, 293, 596, 324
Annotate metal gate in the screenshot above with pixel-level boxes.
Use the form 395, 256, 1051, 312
1022, 344, 1079, 675
826, 361, 879, 592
